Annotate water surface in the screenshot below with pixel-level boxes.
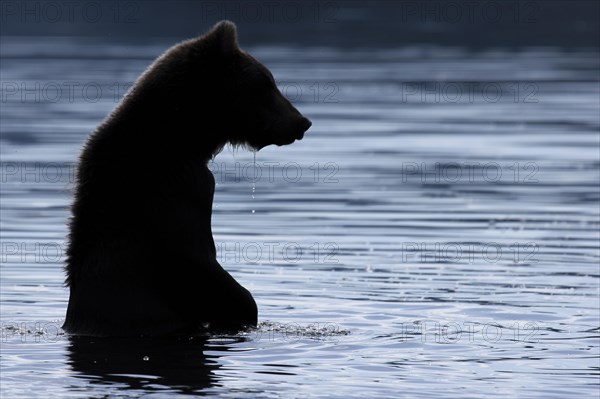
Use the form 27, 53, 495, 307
1, 37, 599, 398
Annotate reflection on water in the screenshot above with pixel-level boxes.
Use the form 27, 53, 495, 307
1, 37, 599, 398
67, 336, 219, 395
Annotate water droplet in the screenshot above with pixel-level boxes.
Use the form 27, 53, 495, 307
252, 150, 257, 190
251, 150, 257, 214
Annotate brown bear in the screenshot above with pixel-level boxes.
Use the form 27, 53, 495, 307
62, 20, 312, 337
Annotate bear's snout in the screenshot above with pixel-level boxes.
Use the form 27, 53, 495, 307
296, 117, 312, 140
300, 117, 312, 132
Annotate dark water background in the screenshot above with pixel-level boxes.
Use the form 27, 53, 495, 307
1, 1, 599, 398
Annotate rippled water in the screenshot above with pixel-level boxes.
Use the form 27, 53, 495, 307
1, 37, 599, 398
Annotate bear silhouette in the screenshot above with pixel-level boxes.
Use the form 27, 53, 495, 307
63, 21, 312, 337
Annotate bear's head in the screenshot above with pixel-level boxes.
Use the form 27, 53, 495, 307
155, 21, 312, 154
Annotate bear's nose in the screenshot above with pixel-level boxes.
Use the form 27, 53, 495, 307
300, 117, 312, 132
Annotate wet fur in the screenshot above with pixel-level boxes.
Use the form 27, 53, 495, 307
63, 21, 311, 336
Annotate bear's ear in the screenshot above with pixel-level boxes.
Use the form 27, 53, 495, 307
205, 20, 239, 55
